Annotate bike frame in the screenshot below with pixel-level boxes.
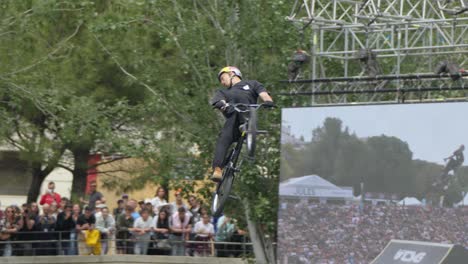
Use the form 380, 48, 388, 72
212, 103, 266, 217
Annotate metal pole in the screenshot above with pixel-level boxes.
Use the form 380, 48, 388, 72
58, 231, 62, 255
280, 72, 468, 83
277, 85, 468, 96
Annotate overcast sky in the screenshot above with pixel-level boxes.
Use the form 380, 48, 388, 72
282, 102, 468, 165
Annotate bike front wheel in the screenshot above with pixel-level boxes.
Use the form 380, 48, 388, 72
212, 168, 235, 217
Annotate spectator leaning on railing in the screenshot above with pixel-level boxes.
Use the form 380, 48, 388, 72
0, 191, 256, 257
132, 208, 153, 255
170, 207, 192, 256
76, 206, 99, 255
150, 208, 171, 255
113, 199, 125, 217
56, 204, 76, 255
193, 213, 215, 257
0, 205, 23, 256
215, 213, 236, 257
17, 205, 38, 256
95, 207, 115, 255
37, 204, 56, 256
116, 205, 134, 254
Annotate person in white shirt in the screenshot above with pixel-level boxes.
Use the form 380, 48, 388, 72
169, 189, 189, 215
95, 207, 115, 255
150, 187, 168, 215
169, 207, 191, 256
193, 213, 215, 257
131, 209, 153, 254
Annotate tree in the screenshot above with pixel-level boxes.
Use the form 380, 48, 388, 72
0, 0, 296, 261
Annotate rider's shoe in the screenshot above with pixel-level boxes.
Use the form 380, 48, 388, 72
211, 167, 223, 182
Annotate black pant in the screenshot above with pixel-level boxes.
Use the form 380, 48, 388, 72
213, 112, 245, 168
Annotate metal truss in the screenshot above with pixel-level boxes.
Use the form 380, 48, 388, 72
284, 0, 468, 104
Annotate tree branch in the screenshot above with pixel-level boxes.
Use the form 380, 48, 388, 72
56, 163, 73, 173
5, 135, 25, 151
1, 22, 83, 77
88, 156, 131, 169
92, 33, 200, 140
96, 169, 133, 175
42, 146, 67, 176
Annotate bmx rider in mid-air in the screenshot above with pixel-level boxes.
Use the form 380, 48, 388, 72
433, 144, 464, 188
209, 66, 274, 182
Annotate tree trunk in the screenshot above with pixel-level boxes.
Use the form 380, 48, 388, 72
26, 162, 48, 203
243, 199, 276, 264
71, 147, 91, 201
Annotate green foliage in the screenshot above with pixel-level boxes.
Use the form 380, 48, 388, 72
0, 0, 296, 241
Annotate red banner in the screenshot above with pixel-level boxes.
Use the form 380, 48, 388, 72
86, 154, 101, 194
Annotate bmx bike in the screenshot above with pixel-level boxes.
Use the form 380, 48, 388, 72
211, 103, 270, 217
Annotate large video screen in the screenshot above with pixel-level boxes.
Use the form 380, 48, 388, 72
278, 102, 468, 264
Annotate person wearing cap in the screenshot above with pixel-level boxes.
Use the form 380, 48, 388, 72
169, 207, 192, 256
94, 203, 107, 218
144, 200, 155, 217
150, 187, 167, 215
121, 194, 129, 204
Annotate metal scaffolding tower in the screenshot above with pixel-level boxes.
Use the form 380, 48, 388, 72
283, 0, 468, 104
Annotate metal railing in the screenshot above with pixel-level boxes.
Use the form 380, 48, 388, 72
0, 230, 253, 257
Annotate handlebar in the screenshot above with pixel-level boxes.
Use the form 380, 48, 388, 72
232, 103, 274, 112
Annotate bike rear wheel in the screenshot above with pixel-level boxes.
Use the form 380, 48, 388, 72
246, 107, 257, 158
212, 167, 235, 217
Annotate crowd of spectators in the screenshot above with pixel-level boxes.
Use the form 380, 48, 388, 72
0, 181, 250, 257
278, 200, 468, 264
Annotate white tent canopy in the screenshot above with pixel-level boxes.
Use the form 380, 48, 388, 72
279, 175, 353, 199
456, 193, 468, 206
398, 197, 422, 206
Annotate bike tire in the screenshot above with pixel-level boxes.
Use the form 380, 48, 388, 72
246, 107, 257, 158
212, 167, 235, 217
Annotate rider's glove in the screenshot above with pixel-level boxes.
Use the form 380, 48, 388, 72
214, 100, 227, 110
263, 101, 276, 108
225, 104, 236, 115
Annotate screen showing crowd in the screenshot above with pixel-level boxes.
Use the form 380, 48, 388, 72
277, 102, 468, 264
